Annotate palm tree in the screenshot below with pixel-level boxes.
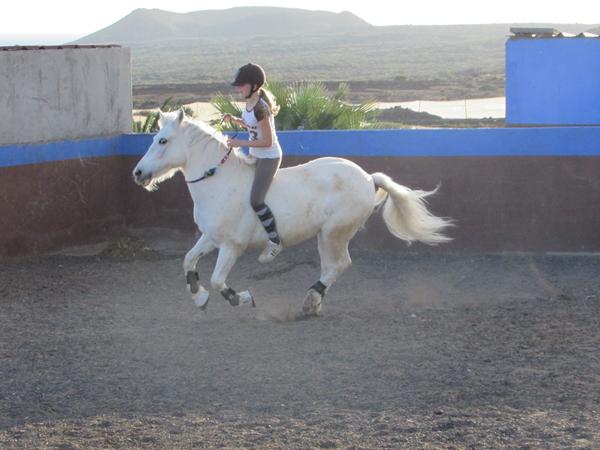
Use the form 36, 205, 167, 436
133, 97, 195, 133
209, 94, 244, 132
210, 81, 377, 131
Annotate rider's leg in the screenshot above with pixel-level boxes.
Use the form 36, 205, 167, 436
250, 157, 283, 249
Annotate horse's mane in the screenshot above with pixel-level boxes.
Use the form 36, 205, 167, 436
184, 118, 229, 147
182, 117, 245, 166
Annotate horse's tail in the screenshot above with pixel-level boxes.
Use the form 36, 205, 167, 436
371, 172, 454, 245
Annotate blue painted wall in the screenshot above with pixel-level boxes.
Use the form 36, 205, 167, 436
0, 136, 122, 167
2, 127, 600, 167
2, 129, 600, 254
506, 38, 600, 125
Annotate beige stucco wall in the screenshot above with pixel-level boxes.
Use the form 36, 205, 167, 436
0, 46, 132, 145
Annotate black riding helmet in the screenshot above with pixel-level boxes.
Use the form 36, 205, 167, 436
231, 63, 266, 98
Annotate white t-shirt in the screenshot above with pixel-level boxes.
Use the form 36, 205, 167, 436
241, 98, 282, 159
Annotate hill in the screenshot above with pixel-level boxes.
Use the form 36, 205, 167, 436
73, 8, 598, 101
74, 7, 371, 44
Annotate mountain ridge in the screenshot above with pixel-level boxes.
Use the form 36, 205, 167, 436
74, 7, 373, 44
71, 8, 599, 88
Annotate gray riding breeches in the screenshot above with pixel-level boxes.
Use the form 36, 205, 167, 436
250, 156, 281, 209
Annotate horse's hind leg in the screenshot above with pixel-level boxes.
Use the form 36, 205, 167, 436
183, 234, 216, 309
211, 244, 254, 307
303, 225, 354, 316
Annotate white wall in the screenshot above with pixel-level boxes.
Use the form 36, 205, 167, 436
0, 46, 132, 145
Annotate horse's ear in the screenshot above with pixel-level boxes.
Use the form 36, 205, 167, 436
158, 110, 165, 128
177, 107, 185, 125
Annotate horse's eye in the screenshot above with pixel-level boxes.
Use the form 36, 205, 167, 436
159, 137, 168, 145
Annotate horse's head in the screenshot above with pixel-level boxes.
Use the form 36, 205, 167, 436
133, 108, 190, 190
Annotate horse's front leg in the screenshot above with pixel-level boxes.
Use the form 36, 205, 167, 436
211, 244, 254, 307
183, 234, 216, 309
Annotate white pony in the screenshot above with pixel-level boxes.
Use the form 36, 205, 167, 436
133, 109, 453, 316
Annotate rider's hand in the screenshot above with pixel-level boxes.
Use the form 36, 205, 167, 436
227, 137, 242, 148
223, 113, 238, 125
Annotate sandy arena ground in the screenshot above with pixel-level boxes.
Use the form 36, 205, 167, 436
1, 229, 599, 449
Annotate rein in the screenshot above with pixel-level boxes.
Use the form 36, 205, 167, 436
185, 146, 233, 184
185, 117, 238, 184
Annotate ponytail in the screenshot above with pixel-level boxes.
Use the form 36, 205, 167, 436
258, 87, 280, 117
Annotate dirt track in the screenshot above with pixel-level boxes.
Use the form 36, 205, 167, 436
1, 230, 599, 449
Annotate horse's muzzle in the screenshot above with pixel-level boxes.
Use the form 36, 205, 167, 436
133, 168, 152, 187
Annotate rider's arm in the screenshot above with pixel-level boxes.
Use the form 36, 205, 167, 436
230, 102, 273, 148
245, 118, 272, 148
232, 117, 246, 127
223, 114, 246, 128
229, 119, 271, 148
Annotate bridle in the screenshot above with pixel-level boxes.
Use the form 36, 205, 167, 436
185, 117, 238, 184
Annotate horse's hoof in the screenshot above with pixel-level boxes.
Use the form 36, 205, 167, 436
303, 289, 322, 316
229, 295, 240, 307
186, 271, 200, 294
220, 287, 239, 306
238, 290, 255, 307
193, 289, 210, 309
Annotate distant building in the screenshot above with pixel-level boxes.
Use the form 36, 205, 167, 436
506, 27, 600, 126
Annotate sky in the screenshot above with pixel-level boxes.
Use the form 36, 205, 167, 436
2, 0, 599, 43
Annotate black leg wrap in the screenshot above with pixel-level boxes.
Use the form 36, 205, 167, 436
264, 222, 276, 233
258, 210, 273, 221
310, 281, 327, 297
186, 271, 199, 294
221, 287, 239, 306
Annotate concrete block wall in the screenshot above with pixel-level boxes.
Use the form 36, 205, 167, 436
0, 46, 132, 145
